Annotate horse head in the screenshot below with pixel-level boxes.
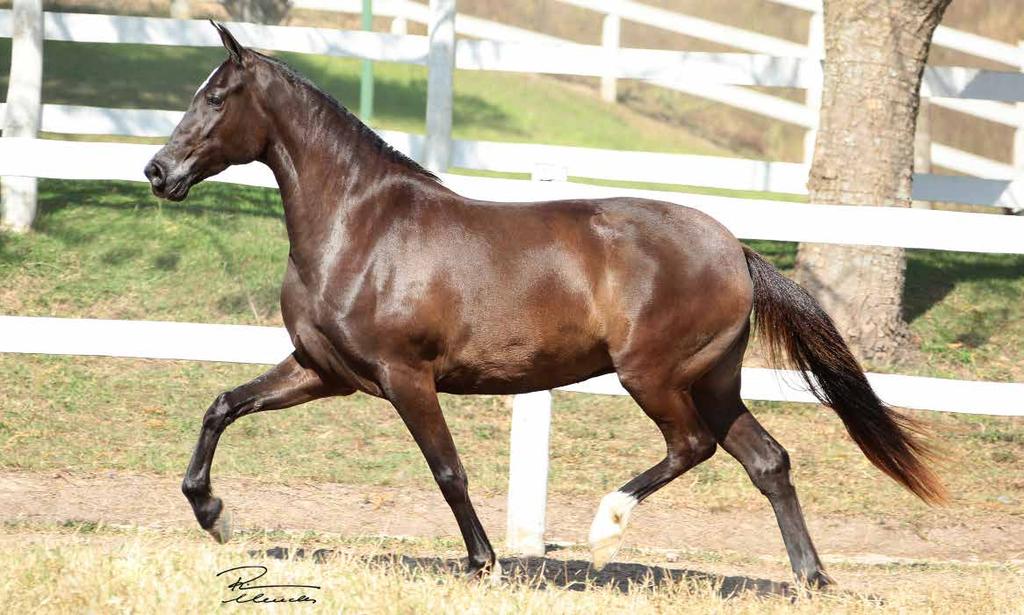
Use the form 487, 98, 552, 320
145, 22, 270, 201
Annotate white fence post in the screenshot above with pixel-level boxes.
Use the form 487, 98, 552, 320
802, 9, 823, 166
390, 16, 408, 35
506, 390, 552, 556
1, 0, 43, 233
600, 7, 621, 103
505, 164, 565, 556
423, 0, 455, 173
531, 162, 568, 183
1015, 41, 1023, 182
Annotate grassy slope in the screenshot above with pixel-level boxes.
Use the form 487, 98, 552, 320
0, 35, 1022, 523
459, 0, 1024, 163
0, 39, 730, 155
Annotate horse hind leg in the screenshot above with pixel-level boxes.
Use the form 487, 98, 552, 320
588, 375, 717, 568
692, 357, 834, 587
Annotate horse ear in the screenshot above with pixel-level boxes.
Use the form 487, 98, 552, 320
210, 20, 246, 65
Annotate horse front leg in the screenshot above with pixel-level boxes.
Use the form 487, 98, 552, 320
182, 352, 341, 543
381, 366, 497, 578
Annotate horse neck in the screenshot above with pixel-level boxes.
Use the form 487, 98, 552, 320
258, 79, 425, 262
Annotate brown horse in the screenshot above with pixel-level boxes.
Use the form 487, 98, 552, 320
145, 22, 945, 586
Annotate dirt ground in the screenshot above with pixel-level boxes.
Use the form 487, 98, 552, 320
3, 469, 1021, 567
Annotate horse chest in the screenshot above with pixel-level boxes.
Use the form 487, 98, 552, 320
279, 260, 386, 395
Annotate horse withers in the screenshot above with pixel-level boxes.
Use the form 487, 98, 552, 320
145, 22, 945, 587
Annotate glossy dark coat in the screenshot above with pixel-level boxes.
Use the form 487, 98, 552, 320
145, 23, 943, 586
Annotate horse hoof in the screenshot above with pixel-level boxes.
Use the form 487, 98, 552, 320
464, 558, 500, 583
487, 559, 503, 585
588, 491, 637, 570
589, 534, 623, 571
801, 570, 836, 590
207, 506, 233, 544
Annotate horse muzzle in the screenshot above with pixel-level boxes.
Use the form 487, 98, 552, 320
145, 157, 193, 202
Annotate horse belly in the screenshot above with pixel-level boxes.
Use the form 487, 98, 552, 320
435, 325, 612, 395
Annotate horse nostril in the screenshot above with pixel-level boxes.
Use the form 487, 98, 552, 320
145, 160, 166, 188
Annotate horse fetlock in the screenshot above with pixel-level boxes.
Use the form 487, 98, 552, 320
188, 492, 226, 530
588, 491, 638, 569
180, 476, 207, 499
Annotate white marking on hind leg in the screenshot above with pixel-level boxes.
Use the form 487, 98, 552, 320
588, 490, 637, 569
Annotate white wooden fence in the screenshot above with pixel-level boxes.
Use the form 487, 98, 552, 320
1, 7, 1023, 556
1, 10, 1022, 207
297, 0, 1024, 178
3, 314, 1015, 418
3, 137, 1024, 251
0, 103, 1018, 208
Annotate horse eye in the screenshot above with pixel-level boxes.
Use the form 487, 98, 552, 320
206, 93, 224, 107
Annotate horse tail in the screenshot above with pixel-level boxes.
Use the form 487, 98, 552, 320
742, 246, 947, 504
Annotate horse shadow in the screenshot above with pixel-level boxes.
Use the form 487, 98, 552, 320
253, 546, 792, 599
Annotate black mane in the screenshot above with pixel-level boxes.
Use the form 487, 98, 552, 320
254, 51, 439, 182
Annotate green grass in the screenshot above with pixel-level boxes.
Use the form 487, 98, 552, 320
903, 251, 1024, 381
0, 181, 287, 325
570, 176, 808, 203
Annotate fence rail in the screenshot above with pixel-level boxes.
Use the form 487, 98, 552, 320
1, 103, 1019, 208
555, 0, 1021, 67
2, 10, 1019, 100
3, 137, 1024, 253
2, 316, 1019, 418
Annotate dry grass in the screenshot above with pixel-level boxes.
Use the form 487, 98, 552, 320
1, 525, 1021, 614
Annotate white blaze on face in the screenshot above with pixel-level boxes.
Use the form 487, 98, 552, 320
194, 66, 220, 98
588, 490, 638, 569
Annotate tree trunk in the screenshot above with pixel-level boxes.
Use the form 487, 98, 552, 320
911, 98, 932, 210
794, 0, 951, 363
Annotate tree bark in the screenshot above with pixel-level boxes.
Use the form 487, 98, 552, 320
911, 98, 932, 210
794, 0, 951, 363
